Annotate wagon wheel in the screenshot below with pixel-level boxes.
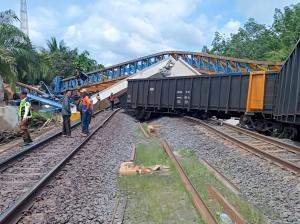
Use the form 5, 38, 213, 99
253, 120, 266, 132
143, 112, 151, 121
279, 126, 298, 140
239, 115, 252, 128
135, 110, 145, 121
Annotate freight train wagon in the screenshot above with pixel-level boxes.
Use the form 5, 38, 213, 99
126, 72, 282, 133
126, 41, 300, 139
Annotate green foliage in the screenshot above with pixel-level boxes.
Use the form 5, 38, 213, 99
0, 10, 19, 24
209, 3, 300, 61
76, 50, 100, 72
119, 129, 203, 223
0, 22, 39, 88
180, 149, 267, 223
41, 37, 104, 81
0, 9, 102, 88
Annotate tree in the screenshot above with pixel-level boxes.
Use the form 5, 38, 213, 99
0, 20, 36, 86
76, 50, 98, 72
272, 3, 300, 59
0, 10, 54, 87
46, 37, 67, 53
208, 3, 300, 61
0, 11, 102, 86
0, 10, 18, 24
42, 37, 103, 80
201, 45, 210, 54
211, 32, 227, 55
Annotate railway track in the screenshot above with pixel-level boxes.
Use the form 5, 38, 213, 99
185, 116, 300, 175
0, 109, 119, 224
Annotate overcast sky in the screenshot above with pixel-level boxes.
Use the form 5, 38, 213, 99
1, 0, 299, 65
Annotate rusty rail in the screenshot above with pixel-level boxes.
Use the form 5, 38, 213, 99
207, 186, 246, 224
138, 123, 150, 139
161, 139, 217, 224
130, 144, 136, 162
202, 160, 240, 195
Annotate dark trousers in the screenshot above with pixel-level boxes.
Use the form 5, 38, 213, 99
62, 115, 71, 136
81, 112, 90, 134
20, 119, 32, 143
88, 111, 93, 126
110, 101, 114, 110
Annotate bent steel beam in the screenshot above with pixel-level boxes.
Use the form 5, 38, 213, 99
59, 51, 283, 93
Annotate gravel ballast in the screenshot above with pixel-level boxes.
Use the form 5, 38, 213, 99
0, 110, 114, 215
154, 116, 300, 224
18, 111, 136, 223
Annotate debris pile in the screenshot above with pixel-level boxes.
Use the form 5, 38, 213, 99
119, 161, 169, 175
0, 130, 21, 144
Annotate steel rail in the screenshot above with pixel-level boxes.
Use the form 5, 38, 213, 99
0, 109, 120, 224
207, 186, 246, 224
185, 116, 300, 175
161, 139, 217, 224
0, 110, 103, 170
202, 159, 240, 195
221, 122, 300, 154
138, 123, 150, 139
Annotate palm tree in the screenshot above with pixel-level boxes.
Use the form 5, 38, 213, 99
0, 10, 44, 87
0, 23, 35, 86
0, 10, 19, 25
46, 37, 67, 53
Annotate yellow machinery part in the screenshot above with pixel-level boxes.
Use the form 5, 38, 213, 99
246, 71, 266, 112
70, 112, 81, 121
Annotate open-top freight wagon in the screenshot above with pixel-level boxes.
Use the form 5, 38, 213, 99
126, 40, 300, 139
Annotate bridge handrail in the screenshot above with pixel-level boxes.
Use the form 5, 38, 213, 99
63, 50, 283, 82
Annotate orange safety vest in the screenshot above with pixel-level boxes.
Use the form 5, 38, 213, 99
82, 96, 91, 112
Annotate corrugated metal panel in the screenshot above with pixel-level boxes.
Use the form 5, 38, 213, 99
274, 40, 300, 124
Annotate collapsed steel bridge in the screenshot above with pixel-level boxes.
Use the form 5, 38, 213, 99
54, 50, 283, 93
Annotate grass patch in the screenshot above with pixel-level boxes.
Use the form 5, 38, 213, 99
179, 149, 267, 224
29, 111, 53, 128
31, 111, 53, 120
119, 130, 203, 223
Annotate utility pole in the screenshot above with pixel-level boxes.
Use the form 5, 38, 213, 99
20, 0, 29, 36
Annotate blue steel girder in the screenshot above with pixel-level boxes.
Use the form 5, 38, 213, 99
58, 50, 282, 93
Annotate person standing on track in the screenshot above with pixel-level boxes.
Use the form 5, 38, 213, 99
18, 90, 33, 146
80, 89, 91, 136
96, 93, 101, 111
61, 90, 72, 137
88, 97, 94, 126
109, 92, 115, 110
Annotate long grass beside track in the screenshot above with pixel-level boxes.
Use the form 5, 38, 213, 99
120, 122, 267, 223
119, 129, 203, 223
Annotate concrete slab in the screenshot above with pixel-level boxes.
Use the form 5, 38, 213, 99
0, 106, 19, 130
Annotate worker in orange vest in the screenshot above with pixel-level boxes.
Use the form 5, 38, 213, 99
80, 89, 91, 136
